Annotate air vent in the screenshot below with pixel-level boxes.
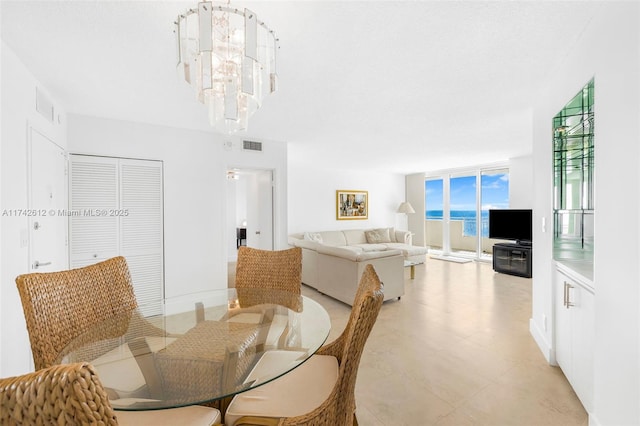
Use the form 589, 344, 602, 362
243, 140, 263, 152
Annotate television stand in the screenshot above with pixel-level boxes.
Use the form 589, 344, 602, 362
492, 243, 532, 278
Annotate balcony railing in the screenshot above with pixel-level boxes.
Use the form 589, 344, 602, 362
425, 219, 509, 255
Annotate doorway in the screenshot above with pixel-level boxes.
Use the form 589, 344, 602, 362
226, 168, 274, 262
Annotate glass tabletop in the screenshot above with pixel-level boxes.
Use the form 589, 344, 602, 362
57, 288, 331, 411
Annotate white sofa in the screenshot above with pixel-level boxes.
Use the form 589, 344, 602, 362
288, 228, 427, 306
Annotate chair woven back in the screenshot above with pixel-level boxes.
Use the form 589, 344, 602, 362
15, 256, 138, 370
235, 247, 302, 311
0, 362, 118, 425
283, 264, 384, 425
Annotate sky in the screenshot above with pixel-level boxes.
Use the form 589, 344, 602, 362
425, 172, 509, 213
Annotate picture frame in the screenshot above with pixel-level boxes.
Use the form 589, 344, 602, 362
336, 190, 368, 220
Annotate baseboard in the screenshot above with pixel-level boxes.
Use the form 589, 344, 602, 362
429, 255, 472, 263
529, 318, 555, 365
588, 412, 601, 426
530, 318, 600, 423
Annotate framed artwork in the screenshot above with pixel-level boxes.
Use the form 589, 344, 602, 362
336, 190, 368, 220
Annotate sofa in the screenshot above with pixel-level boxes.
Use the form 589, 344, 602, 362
288, 228, 428, 306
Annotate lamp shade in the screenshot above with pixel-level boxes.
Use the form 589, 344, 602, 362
397, 202, 415, 214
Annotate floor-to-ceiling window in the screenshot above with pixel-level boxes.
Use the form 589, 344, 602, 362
480, 168, 510, 258
425, 178, 444, 250
449, 173, 478, 256
425, 166, 509, 260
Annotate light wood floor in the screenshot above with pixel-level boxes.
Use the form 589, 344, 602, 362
300, 257, 588, 426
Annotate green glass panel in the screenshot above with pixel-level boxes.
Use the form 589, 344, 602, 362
552, 79, 594, 264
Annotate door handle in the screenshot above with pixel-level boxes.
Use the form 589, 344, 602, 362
564, 282, 574, 308
566, 283, 574, 308
33, 260, 52, 269
255, 231, 261, 235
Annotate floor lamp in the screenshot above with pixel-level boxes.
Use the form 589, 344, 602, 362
397, 201, 415, 230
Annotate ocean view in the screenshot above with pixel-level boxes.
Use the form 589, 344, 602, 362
426, 210, 490, 237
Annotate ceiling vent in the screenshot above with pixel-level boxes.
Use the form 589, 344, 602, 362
243, 140, 263, 152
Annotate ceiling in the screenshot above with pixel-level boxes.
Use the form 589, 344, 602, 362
1, 1, 602, 174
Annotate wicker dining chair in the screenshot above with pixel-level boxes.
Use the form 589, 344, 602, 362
225, 247, 303, 352
224, 264, 384, 426
234, 246, 303, 312
0, 362, 222, 425
15, 256, 161, 370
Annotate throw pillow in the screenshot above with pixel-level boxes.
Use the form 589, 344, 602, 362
303, 232, 323, 243
365, 228, 391, 244
388, 227, 396, 242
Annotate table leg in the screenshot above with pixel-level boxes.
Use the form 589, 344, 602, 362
128, 339, 164, 400
410, 265, 415, 279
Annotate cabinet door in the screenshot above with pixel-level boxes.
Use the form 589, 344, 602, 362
554, 270, 572, 377
554, 268, 594, 412
570, 283, 594, 411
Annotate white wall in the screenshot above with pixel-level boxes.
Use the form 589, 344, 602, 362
68, 115, 225, 298
406, 173, 426, 246
0, 41, 289, 377
531, 3, 640, 425
508, 155, 533, 209
287, 161, 405, 234
1, 42, 68, 376
68, 115, 288, 298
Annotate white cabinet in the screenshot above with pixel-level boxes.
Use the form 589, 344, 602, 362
554, 265, 594, 411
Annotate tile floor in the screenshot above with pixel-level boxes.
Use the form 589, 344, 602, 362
299, 257, 588, 426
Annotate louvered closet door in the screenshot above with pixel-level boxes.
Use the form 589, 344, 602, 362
69, 155, 164, 307
69, 156, 119, 267
120, 159, 164, 305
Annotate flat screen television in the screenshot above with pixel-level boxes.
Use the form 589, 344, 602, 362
488, 209, 532, 245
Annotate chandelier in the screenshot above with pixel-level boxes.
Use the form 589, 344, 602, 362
175, 1, 279, 133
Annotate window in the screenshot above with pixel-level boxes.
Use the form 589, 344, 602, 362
481, 168, 510, 257
425, 167, 509, 259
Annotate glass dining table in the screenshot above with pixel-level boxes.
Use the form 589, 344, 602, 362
56, 288, 331, 411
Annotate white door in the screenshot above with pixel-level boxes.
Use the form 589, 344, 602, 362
246, 170, 273, 250
69, 155, 164, 307
119, 159, 165, 304
28, 128, 67, 272
68, 155, 119, 267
